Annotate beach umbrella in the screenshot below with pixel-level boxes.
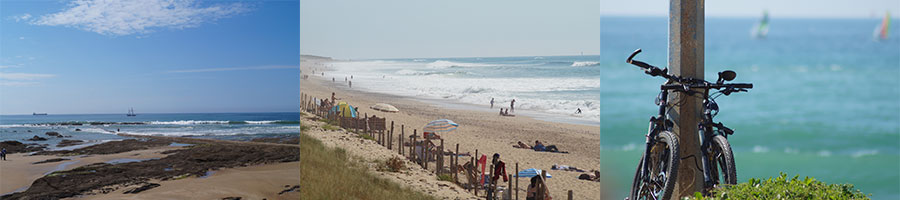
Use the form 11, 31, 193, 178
517, 168, 552, 178
423, 119, 458, 133
370, 103, 400, 113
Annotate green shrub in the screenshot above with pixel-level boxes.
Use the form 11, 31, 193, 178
357, 132, 376, 141
437, 174, 454, 182
322, 124, 340, 131
686, 172, 870, 200
377, 157, 406, 172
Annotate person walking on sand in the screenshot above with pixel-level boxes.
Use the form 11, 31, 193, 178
490, 98, 495, 108
510, 99, 516, 112
1, 148, 7, 161
333, 77, 335, 82
349, 80, 352, 88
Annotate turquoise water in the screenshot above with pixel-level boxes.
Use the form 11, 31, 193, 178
322, 55, 601, 122
0, 113, 299, 148
601, 17, 900, 199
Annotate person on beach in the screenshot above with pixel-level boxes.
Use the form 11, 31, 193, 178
533, 141, 565, 153
510, 99, 516, 112
513, 141, 532, 149
331, 92, 337, 103
1, 148, 6, 161
333, 77, 335, 82
487, 153, 508, 200
490, 98, 495, 108
349, 81, 352, 88
575, 108, 582, 114
500, 108, 504, 116
527, 176, 552, 200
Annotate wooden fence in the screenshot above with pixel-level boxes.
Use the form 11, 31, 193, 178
301, 92, 574, 200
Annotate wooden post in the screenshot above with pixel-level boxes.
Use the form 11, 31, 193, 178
400, 125, 404, 155
515, 162, 519, 200
412, 130, 417, 163
474, 150, 479, 197
389, 121, 394, 150
670, 0, 705, 198
568, 190, 573, 200
537, 170, 547, 200
439, 139, 444, 175
455, 143, 460, 182
471, 156, 476, 193
508, 173, 512, 200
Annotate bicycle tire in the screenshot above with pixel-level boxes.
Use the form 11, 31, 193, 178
629, 131, 680, 200
709, 135, 737, 186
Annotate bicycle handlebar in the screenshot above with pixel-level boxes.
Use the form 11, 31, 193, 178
661, 83, 753, 91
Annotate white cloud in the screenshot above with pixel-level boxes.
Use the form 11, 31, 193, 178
12, 14, 32, 22
0, 73, 56, 80
18, 37, 25, 40
29, 0, 249, 36
168, 65, 297, 73
0, 81, 39, 86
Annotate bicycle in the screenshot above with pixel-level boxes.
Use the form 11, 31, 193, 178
625, 49, 752, 200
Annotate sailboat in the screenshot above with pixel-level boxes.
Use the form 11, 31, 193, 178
752, 10, 770, 39
127, 108, 137, 117
874, 11, 891, 41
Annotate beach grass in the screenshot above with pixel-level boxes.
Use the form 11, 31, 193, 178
300, 132, 436, 200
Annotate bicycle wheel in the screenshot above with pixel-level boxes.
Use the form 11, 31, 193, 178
709, 135, 737, 186
629, 131, 680, 200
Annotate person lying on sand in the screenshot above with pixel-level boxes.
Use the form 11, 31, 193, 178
533, 141, 568, 154
513, 141, 532, 149
551, 164, 585, 172
443, 150, 471, 157
577, 170, 602, 182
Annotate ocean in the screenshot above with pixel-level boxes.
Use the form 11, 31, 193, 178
319, 55, 601, 124
600, 17, 900, 199
0, 113, 300, 150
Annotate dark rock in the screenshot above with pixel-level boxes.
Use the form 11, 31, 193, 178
278, 185, 300, 195
32, 158, 71, 164
123, 183, 160, 194
57, 140, 84, 147
75, 129, 82, 131
45, 132, 61, 137
28, 135, 48, 141
0, 140, 45, 153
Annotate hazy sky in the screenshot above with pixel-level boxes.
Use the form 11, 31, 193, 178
0, 0, 300, 115
300, 0, 601, 59
602, 0, 900, 18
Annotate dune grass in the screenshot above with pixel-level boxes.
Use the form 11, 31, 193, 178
300, 132, 436, 200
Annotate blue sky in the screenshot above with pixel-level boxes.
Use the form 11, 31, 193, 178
602, 0, 900, 18
300, 0, 601, 59
0, 0, 299, 115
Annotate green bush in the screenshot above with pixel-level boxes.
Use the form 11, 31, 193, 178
322, 124, 340, 131
437, 174, 454, 182
687, 172, 870, 200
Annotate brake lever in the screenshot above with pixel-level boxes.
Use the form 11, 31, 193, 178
716, 122, 734, 135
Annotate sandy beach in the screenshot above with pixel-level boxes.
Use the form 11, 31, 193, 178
301, 57, 607, 199
0, 135, 300, 200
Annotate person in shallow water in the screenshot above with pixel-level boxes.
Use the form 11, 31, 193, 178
575, 108, 582, 114
491, 98, 495, 108
510, 99, 516, 112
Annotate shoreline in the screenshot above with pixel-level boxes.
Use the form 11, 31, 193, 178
308, 59, 600, 127
302, 57, 607, 199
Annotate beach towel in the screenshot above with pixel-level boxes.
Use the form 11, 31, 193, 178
478, 154, 487, 185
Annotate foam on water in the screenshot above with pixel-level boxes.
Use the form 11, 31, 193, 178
571, 61, 600, 67
327, 57, 601, 122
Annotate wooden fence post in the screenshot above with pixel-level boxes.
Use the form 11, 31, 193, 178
455, 143, 460, 182
400, 125, 404, 155
516, 162, 519, 200
389, 121, 394, 150
568, 190, 573, 200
